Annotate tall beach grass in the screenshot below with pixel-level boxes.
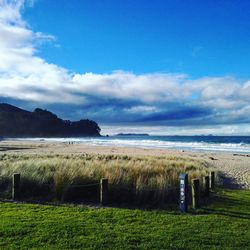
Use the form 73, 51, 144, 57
0, 153, 212, 206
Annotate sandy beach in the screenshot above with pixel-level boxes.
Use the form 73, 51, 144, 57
0, 140, 249, 189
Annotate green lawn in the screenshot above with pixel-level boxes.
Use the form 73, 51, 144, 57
0, 189, 249, 250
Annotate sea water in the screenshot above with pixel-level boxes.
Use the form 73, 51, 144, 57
11, 135, 250, 154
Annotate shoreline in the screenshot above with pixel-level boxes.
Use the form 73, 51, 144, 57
1, 136, 250, 154
0, 140, 249, 190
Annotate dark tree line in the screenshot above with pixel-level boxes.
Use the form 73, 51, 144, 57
0, 104, 101, 137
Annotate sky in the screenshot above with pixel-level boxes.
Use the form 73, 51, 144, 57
0, 0, 250, 135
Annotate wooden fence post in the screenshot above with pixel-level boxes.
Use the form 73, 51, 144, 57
192, 179, 200, 209
100, 178, 108, 206
12, 173, 21, 200
203, 176, 210, 197
210, 171, 215, 190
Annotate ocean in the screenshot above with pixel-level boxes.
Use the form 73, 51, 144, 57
13, 135, 250, 154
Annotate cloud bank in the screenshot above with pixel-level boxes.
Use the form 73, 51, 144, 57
0, 0, 250, 131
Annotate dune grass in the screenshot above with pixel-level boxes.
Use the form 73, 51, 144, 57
0, 153, 212, 205
0, 189, 249, 249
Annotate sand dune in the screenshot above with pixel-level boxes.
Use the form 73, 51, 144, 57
0, 140, 249, 189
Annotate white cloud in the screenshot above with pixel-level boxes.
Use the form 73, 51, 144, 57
124, 106, 157, 113
71, 71, 188, 103
0, 0, 76, 103
0, 0, 24, 25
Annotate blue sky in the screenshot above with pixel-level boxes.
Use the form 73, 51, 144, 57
23, 0, 250, 78
0, 0, 250, 135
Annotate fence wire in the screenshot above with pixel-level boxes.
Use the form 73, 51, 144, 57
70, 183, 100, 188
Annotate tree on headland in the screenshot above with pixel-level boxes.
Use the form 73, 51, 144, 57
0, 103, 101, 137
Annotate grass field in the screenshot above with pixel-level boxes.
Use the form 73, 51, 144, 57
0, 189, 249, 250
